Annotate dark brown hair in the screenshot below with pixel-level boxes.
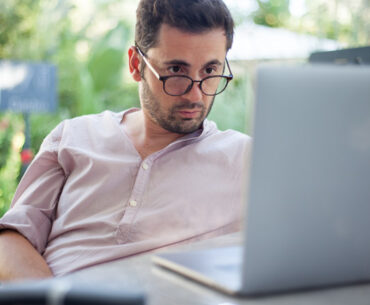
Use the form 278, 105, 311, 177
135, 0, 234, 53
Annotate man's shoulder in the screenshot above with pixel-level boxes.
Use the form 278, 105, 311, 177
65, 110, 124, 126
217, 128, 251, 140
202, 119, 252, 144
207, 129, 252, 153
41, 110, 127, 150
191, 121, 252, 162
60, 110, 127, 137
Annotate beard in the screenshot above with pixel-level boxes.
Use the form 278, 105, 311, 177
140, 80, 215, 134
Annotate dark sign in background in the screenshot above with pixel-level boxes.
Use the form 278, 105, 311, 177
0, 60, 58, 175
0, 61, 57, 113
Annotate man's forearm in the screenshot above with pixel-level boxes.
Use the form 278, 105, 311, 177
0, 230, 53, 281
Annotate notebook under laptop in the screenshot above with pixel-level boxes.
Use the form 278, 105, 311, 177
152, 64, 370, 296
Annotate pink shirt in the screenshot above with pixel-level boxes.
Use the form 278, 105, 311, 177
0, 110, 251, 276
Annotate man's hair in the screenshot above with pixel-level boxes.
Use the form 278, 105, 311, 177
135, 0, 234, 54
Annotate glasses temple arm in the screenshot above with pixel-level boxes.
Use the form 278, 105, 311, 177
225, 58, 233, 79
135, 46, 161, 80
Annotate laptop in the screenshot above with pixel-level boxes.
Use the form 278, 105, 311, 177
152, 65, 370, 296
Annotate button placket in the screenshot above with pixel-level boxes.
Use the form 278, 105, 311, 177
116, 158, 153, 243
115, 131, 204, 244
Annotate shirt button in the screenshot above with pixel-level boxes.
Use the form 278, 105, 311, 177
142, 162, 149, 170
129, 200, 137, 207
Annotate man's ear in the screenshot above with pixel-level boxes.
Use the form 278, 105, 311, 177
128, 46, 142, 82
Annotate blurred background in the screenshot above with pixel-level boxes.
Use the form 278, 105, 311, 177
0, 0, 369, 216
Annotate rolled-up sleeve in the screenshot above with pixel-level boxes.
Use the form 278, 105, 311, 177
0, 122, 66, 254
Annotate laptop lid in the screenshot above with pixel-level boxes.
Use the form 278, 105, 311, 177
153, 65, 370, 296
242, 64, 370, 294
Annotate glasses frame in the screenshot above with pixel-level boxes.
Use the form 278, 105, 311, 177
135, 45, 233, 97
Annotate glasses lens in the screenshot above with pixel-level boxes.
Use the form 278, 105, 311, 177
201, 76, 228, 96
164, 76, 193, 96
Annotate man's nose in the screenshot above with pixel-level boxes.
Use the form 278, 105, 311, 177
183, 81, 203, 102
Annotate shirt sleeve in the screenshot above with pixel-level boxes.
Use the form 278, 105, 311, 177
0, 121, 66, 254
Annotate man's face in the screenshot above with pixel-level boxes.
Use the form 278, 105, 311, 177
139, 24, 228, 134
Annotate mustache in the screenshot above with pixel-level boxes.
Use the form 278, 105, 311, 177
173, 101, 204, 111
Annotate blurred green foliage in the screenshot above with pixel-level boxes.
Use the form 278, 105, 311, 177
0, 118, 12, 170
0, 0, 141, 215
299, 0, 370, 46
251, 0, 369, 46
0, 115, 22, 217
0, 0, 41, 59
209, 73, 253, 134
253, 0, 290, 28
1, 0, 140, 151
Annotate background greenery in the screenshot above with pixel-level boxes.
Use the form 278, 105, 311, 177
0, 0, 369, 216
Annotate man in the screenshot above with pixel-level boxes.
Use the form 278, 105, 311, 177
0, 0, 251, 281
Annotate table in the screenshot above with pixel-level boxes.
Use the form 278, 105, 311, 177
64, 233, 370, 305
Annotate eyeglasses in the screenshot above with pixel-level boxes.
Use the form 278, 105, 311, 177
136, 45, 233, 97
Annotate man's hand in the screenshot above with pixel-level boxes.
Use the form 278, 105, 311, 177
0, 230, 53, 281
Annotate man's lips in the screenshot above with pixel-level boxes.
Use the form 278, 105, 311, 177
177, 109, 201, 119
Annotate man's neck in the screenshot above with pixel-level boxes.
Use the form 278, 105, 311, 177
122, 109, 184, 159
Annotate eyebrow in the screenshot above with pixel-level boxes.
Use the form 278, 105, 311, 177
162, 59, 190, 67
202, 59, 223, 69
162, 59, 223, 69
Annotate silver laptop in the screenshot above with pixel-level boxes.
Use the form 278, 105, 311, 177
153, 65, 370, 295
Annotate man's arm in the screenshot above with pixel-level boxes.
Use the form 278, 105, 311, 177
0, 230, 53, 281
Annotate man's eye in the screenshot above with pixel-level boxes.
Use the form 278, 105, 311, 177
168, 66, 181, 73
205, 67, 217, 74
